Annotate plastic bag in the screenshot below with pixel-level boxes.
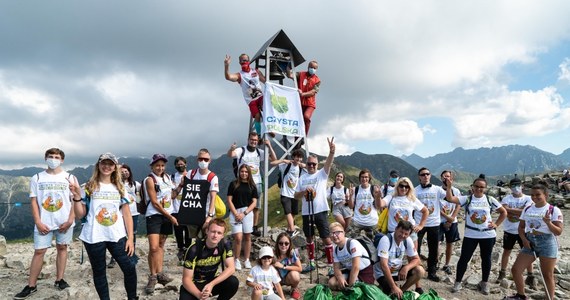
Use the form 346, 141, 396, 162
390, 291, 417, 300
354, 282, 391, 300
416, 288, 443, 300
333, 286, 362, 300
377, 208, 389, 233
214, 194, 226, 218
303, 284, 333, 300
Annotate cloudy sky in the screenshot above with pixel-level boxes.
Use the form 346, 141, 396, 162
2, 1, 570, 169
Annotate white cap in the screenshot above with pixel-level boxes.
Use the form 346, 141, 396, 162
564, 169, 568, 175
258, 246, 274, 259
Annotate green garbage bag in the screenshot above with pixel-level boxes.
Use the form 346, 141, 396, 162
333, 286, 362, 300
390, 290, 417, 300
353, 282, 390, 300
304, 284, 333, 300
416, 288, 443, 300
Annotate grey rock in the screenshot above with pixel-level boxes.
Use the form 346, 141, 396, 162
499, 278, 512, 288
558, 279, 570, 290
465, 274, 480, 288
0, 235, 6, 256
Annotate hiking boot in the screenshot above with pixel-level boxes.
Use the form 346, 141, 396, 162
451, 282, 462, 293
525, 274, 537, 290
291, 288, 301, 300
252, 227, 261, 237
503, 294, 528, 300
107, 258, 116, 268
235, 259, 242, 270
145, 274, 157, 294
496, 269, 506, 283
415, 287, 425, 295
156, 272, 173, 285
427, 273, 441, 282
301, 261, 316, 274
244, 259, 252, 269
478, 281, 490, 295
14, 285, 37, 299
442, 265, 452, 275
54, 278, 70, 290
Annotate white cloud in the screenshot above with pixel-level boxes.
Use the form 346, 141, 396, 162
559, 58, 570, 83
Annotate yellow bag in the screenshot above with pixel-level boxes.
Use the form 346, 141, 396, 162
214, 194, 227, 218
377, 208, 389, 234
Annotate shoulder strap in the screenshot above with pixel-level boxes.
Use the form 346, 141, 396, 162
190, 169, 198, 180
330, 186, 334, 197
283, 163, 292, 177
255, 148, 260, 157
206, 171, 216, 182
238, 147, 246, 164
383, 184, 388, 197
355, 186, 360, 199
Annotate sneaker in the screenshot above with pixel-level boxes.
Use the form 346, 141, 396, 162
145, 274, 157, 294
415, 287, 425, 295
301, 261, 316, 274
451, 282, 462, 293
156, 272, 173, 285
525, 274, 537, 290
244, 259, 252, 269
286, 229, 299, 237
478, 281, 490, 295
235, 259, 242, 270
496, 269, 506, 283
291, 288, 301, 300
107, 258, 116, 268
427, 273, 441, 282
14, 286, 37, 299
442, 265, 452, 275
503, 294, 528, 300
54, 278, 70, 290
252, 227, 261, 237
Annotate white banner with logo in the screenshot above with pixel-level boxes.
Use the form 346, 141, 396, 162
262, 82, 306, 138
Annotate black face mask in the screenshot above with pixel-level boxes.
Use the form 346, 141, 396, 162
246, 145, 256, 152
175, 166, 186, 172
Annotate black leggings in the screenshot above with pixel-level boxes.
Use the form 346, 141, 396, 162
417, 225, 439, 274
455, 236, 496, 283
179, 275, 239, 300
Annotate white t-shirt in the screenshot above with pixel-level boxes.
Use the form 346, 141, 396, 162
172, 172, 186, 213
414, 185, 446, 227
384, 195, 425, 232
458, 195, 502, 239
329, 186, 348, 206
296, 169, 330, 215
234, 147, 265, 184
185, 169, 220, 217
145, 173, 175, 217
333, 238, 371, 270
279, 163, 302, 198
238, 68, 264, 104
374, 233, 416, 278
246, 265, 281, 295
440, 186, 461, 224
353, 185, 379, 227
501, 194, 533, 234
520, 204, 563, 235
79, 183, 128, 244
29, 171, 76, 232
124, 181, 141, 217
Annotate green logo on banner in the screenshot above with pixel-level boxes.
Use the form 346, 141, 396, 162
270, 94, 288, 114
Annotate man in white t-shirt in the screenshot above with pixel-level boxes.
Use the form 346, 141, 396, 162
328, 222, 374, 290
15, 148, 77, 299
375, 220, 425, 299
227, 132, 276, 236
294, 137, 336, 274
271, 149, 305, 237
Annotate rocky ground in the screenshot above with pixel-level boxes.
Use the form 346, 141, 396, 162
1, 209, 569, 300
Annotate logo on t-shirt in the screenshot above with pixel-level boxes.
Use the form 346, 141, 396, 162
42, 195, 64, 212
469, 210, 487, 225
394, 209, 410, 223
95, 204, 118, 226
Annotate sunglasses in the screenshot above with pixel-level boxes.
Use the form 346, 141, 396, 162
278, 242, 290, 246
419, 173, 430, 177
261, 256, 273, 260
398, 184, 410, 189
307, 162, 317, 167
197, 157, 210, 162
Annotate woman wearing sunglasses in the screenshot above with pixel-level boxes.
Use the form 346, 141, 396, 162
272, 232, 302, 299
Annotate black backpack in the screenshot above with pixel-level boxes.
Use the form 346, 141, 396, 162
277, 163, 304, 188
137, 174, 160, 214
336, 235, 379, 264
232, 147, 260, 177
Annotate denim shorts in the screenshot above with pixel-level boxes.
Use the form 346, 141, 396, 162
520, 233, 558, 258
255, 183, 263, 209
34, 228, 73, 249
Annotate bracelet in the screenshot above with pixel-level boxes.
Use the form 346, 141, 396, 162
72, 198, 82, 202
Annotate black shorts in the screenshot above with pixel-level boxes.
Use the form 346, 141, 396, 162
438, 222, 461, 243
377, 269, 415, 295
503, 231, 524, 250
146, 214, 173, 235
280, 196, 298, 216
302, 211, 330, 238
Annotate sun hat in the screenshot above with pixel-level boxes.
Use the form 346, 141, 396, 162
258, 246, 274, 259
150, 154, 168, 165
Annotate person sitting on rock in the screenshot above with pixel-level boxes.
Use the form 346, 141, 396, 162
558, 169, 570, 193
374, 220, 425, 299
179, 218, 238, 300
328, 222, 375, 290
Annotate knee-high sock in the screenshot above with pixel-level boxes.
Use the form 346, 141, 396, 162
307, 242, 315, 260
254, 121, 261, 135
325, 244, 334, 265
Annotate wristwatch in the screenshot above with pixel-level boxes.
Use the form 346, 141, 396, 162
244, 210, 249, 215
207, 212, 215, 218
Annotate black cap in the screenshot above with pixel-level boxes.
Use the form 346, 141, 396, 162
389, 170, 399, 177
509, 177, 522, 186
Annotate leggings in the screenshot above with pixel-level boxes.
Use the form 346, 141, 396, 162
455, 236, 496, 283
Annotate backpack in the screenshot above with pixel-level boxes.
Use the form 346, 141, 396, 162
354, 185, 374, 201
232, 147, 260, 177
329, 186, 348, 207
522, 204, 554, 218
137, 174, 159, 215
383, 183, 389, 198
277, 163, 304, 189
336, 235, 379, 264
462, 194, 496, 232
373, 232, 409, 255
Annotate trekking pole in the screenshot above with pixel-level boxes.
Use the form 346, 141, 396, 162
307, 190, 314, 283
532, 245, 552, 300
311, 191, 320, 284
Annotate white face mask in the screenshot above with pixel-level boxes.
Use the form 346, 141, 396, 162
198, 161, 209, 170
46, 158, 61, 170
511, 186, 523, 194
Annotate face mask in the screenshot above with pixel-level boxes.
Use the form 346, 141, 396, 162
198, 161, 209, 170
511, 186, 523, 194
46, 158, 61, 170
175, 166, 186, 172
241, 62, 250, 72
308, 67, 316, 75
390, 177, 398, 185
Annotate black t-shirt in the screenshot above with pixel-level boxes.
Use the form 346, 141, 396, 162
183, 238, 233, 284
226, 182, 258, 209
